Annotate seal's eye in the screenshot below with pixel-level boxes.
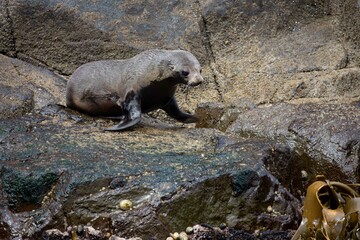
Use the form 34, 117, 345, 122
200, 69, 202, 74
181, 71, 189, 77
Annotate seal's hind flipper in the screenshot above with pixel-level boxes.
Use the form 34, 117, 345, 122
105, 91, 141, 131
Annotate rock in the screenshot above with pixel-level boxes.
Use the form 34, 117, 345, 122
1, 0, 360, 239
109, 236, 125, 240
0, 1, 16, 57
43, 227, 136, 240
0, 84, 33, 118
214, 19, 359, 104
258, 230, 294, 240
1, 168, 59, 212
1, 0, 360, 108
1, 0, 206, 74
43, 229, 70, 240
0, 108, 299, 239
109, 177, 127, 190
156, 165, 300, 234
77, 224, 84, 235
195, 102, 225, 129
228, 102, 360, 182
0, 54, 67, 111
190, 224, 257, 240
330, 1, 360, 66
195, 99, 256, 131
84, 226, 104, 239
0, 221, 11, 240
198, 0, 360, 104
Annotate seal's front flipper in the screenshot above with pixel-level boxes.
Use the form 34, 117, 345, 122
162, 97, 198, 123
105, 117, 141, 131
105, 91, 141, 131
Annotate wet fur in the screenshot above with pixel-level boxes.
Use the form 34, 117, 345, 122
66, 49, 203, 130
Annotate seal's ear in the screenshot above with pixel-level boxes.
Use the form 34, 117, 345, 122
160, 60, 176, 71
168, 63, 176, 71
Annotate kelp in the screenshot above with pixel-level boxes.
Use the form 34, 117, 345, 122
292, 175, 360, 240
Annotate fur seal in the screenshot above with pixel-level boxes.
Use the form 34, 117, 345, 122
66, 49, 203, 131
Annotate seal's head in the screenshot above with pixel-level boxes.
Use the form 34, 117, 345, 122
169, 50, 204, 86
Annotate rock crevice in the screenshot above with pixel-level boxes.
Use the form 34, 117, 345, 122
195, 0, 224, 101
2, 0, 17, 57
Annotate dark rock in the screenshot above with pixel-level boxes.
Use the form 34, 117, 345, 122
156, 165, 300, 235
0, 221, 11, 240
261, 144, 310, 199
83, 226, 106, 240
0, 111, 300, 239
258, 230, 293, 240
1, 0, 206, 75
288, 103, 360, 181
228, 102, 360, 182
195, 102, 225, 130
0, 84, 34, 118
2, 168, 59, 212
109, 177, 127, 190
331, 0, 360, 66
1, 0, 360, 240
0, 0, 16, 57
232, 166, 301, 231
189, 224, 256, 240
77, 224, 84, 235
195, 99, 256, 131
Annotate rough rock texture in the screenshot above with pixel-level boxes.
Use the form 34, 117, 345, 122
0, 0, 360, 239
0, 108, 301, 239
1, 0, 359, 111
0, 54, 66, 111
207, 14, 359, 103
228, 102, 360, 183
0, 84, 34, 119
1, 0, 206, 73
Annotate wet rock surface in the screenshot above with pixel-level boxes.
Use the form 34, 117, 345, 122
0, 54, 67, 110
0, 84, 33, 119
0, 110, 301, 239
228, 102, 360, 183
0, 0, 360, 239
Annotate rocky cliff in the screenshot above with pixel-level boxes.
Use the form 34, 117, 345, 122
0, 0, 359, 239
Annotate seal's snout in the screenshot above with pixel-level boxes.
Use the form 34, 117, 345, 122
188, 74, 204, 87
189, 79, 203, 86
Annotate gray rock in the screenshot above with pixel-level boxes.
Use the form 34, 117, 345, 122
0, 84, 33, 118
195, 102, 226, 130
228, 102, 360, 182
0, 0, 16, 57
2, 0, 358, 108
1, 0, 205, 75
1, 0, 360, 239
0, 110, 300, 239
0, 54, 67, 112
43, 229, 71, 240
195, 99, 256, 131
199, 0, 360, 104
